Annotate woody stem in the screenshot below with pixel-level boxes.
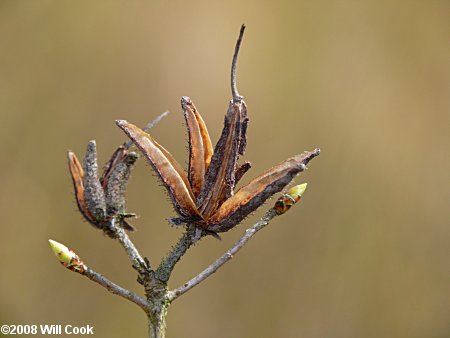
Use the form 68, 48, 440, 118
167, 208, 278, 301
110, 218, 150, 273
155, 225, 197, 282
83, 268, 150, 312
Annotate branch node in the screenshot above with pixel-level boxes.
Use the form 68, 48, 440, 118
168, 208, 279, 302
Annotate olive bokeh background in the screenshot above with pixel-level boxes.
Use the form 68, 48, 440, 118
1, 1, 449, 337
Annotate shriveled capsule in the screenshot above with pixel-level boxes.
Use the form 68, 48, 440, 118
105, 152, 138, 231
68, 142, 139, 233
83, 141, 107, 221
105, 152, 138, 215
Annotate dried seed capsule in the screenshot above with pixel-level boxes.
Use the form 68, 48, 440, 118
67, 151, 98, 225
116, 120, 202, 220
105, 152, 138, 231
234, 161, 252, 185
83, 141, 107, 221
208, 149, 319, 232
182, 96, 214, 197
197, 100, 248, 217
183, 97, 206, 197
100, 146, 127, 190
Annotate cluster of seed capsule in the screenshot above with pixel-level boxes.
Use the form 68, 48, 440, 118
68, 140, 138, 236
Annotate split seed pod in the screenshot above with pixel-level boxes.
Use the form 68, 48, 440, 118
182, 96, 214, 198
68, 141, 138, 233
116, 25, 320, 236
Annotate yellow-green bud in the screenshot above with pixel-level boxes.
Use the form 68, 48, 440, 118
274, 183, 308, 215
48, 239, 87, 273
286, 183, 308, 201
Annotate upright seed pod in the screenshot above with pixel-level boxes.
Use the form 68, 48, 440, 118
196, 100, 247, 218
67, 151, 98, 226
182, 96, 214, 198
105, 152, 138, 231
83, 141, 107, 221
105, 151, 138, 215
116, 120, 202, 220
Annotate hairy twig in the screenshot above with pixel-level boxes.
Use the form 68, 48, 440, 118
110, 218, 150, 272
231, 24, 246, 102
155, 226, 196, 282
84, 267, 150, 312
167, 208, 277, 301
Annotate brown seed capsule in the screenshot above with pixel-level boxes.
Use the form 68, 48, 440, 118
100, 146, 128, 190
114, 25, 321, 236
83, 141, 107, 222
67, 151, 99, 226
182, 96, 213, 197
116, 120, 202, 220
197, 100, 248, 218
104, 152, 138, 231
208, 150, 319, 232
234, 161, 252, 185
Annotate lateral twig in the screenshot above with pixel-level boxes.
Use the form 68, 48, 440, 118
167, 208, 277, 301
124, 111, 170, 150
110, 218, 150, 272
84, 267, 150, 312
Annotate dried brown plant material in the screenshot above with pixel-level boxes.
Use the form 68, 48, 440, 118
234, 161, 252, 185
208, 151, 319, 232
83, 141, 107, 221
116, 120, 201, 220
68, 140, 139, 232
116, 25, 320, 236
182, 96, 213, 197
68, 151, 97, 227
116, 104, 319, 234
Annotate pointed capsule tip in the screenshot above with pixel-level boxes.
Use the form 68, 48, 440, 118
116, 120, 127, 127
86, 140, 97, 152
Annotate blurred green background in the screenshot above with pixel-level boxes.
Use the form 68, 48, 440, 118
1, 1, 449, 337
